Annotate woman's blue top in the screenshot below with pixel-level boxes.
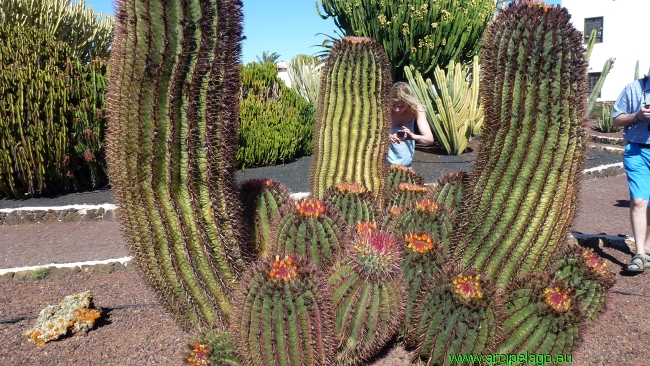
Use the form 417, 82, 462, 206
387, 119, 415, 168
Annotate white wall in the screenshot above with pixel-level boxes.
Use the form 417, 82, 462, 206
562, 0, 650, 100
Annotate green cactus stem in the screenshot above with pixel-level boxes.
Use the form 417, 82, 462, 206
451, 2, 589, 288
386, 182, 428, 209
328, 231, 406, 366
399, 232, 445, 337
271, 198, 347, 269
232, 255, 336, 366
407, 265, 498, 363
323, 181, 378, 228
495, 275, 583, 356
426, 171, 468, 215
391, 198, 453, 253
105, 0, 246, 330
240, 179, 291, 259
387, 164, 424, 190
552, 246, 615, 322
309, 36, 392, 206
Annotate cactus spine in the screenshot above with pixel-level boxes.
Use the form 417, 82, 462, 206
232, 255, 335, 366
240, 179, 291, 259
426, 171, 468, 215
271, 198, 347, 269
391, 199, 454, 253
186, 330, 241, 365
328, 231, 406, 365
309, 37, 391, 205
106, 0, 245, 330
386, 182, 428, 209
452, 2, 589, 288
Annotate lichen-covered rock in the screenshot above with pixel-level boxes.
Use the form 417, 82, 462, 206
25, 291, 101, 345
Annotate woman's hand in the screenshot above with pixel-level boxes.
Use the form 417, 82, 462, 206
398, 126, 415, 141
389, 133, 402, 144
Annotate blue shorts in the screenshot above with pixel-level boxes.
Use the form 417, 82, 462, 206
624, 142, 650, 203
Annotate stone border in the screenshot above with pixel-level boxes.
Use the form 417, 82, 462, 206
0, 257, 135, 282
589, 134, 627, 147
0, 204, 117, 226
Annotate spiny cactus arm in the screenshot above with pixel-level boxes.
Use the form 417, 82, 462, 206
586, 57, 614, 116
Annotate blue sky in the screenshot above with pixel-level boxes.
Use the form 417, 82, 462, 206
85, 0, 562, 65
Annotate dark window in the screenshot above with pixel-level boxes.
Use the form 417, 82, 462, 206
584, 17, 603, 43
588, 72, 602, 97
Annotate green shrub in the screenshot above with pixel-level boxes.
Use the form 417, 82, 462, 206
597, 105, 621, 133
238, 62, 315, 169
0, 24, 108, 198
0, 0, 113, 63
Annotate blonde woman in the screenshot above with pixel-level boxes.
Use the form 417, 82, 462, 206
387, 82, 435, 168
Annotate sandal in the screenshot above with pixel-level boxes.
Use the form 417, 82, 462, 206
625, 254, 646, 272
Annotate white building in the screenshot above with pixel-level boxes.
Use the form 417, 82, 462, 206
562, 0, 650, 100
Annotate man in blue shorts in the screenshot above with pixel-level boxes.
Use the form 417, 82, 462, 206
613, 76, 650, 272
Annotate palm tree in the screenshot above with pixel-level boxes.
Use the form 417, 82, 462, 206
256, 51, 281, 65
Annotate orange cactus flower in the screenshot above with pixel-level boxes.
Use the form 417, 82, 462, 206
269, 255, 298, 282
452, 274, 483, 300
356, 221, 377, 235
294, 199, 326, 218
397, 182, 427, 192
333, 182, 366, 194
404, 233, 434, 254
416, 199, 439, 213
582, 249, 610, 277
187, 342, 209, 365
543, 287, 571, 312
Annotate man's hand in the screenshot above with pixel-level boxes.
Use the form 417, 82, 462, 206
638, 105, 650, 121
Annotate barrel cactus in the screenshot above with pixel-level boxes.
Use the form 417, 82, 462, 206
105, 0, 246, 330
385, 182, 428, 209
552, 246, 615, 322
426, 171, 468, 215
240, 179, 291, 259
452, 1, 589, 288
494, 275, 583, 356
391, 198, 454, 253
309, 36, 392, 205
387, 164, 424, 190
407, 265, 499, 364
271, 198, 347, 269
328, 231, 406, 366
185, 329, 241, 365
323, 181, 378, 228
232, 255, 336, 366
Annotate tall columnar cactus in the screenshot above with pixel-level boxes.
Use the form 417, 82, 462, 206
426, 171, 468, 215
323, 182, 378, 228
105, 0, 246, 330
451, 2, 589, 288
318, 0, 495, 81
240, 179, 291, 259
552, 246, 615, 322
391, 199, 454, 253
328, 231, 406, 366
271, 198, 347, 269
309, 36, 392, 205
386, 164, 424, 190
232, 255, 336, 366
495, 275, 583, 356
407, 265, 499, 364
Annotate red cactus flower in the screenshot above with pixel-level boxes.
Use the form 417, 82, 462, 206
452, 274, 483, 300
582, 249, 610, 277
404, 232, 434, 254
187, 342, 209, 365
543, 287, 571, 312
269, 255, 298, 282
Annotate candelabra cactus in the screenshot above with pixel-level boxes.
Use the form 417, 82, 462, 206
328, 231, 406, 366
240, 179, 291, 259
232, 255, 335, 366
552, 246, 615, 322
271, 198, 347, 269
426, 171, 468, 215
386, 182, 429, 209
387, 165, 424, 190
494, 275, 583, 355
309, 36, 392, 205
407, 266, 499, 364
323, 182, 378, 228
452, 1, 589, 288
105, 0, 246, 329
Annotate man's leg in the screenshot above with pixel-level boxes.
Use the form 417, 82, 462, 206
630, 198, 650, 255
